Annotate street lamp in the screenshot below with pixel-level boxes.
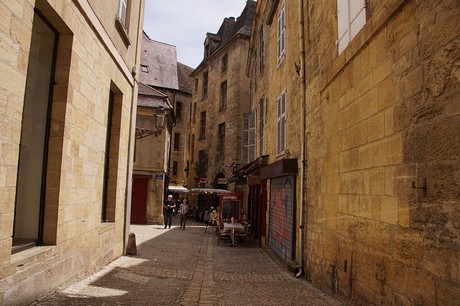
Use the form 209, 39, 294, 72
135, 106, 167, 139
227, 161, 240, 173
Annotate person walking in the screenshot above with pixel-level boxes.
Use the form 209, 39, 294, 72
164, 195, 175, 229
179, 199, 189, 229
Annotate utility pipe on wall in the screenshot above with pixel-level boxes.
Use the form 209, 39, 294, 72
296, 0, 307, 278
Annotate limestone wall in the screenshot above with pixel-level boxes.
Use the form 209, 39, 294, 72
305, 0, 460, 304
0, 0, 143, 304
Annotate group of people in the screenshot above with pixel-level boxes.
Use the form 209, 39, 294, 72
163, 195, 189, 229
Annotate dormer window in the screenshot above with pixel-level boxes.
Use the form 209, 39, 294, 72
204, 37, 210, 59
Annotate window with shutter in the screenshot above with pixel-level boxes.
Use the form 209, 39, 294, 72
242, 114, 249, 164
242, 111, 256, 164
259, 98, 265, 155
277, 1, 286, 65
337, 0, 366, 54
248, 111, 256, 162
259, 25, 264, 73
118, 0, 128, 28
277, 92, 286, 154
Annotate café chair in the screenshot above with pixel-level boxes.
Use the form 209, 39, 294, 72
217, 224, 231, 245
235, 223, 251, 245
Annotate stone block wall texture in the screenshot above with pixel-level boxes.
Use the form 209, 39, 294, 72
0, 0, 143, 304
305, 0, 459, 305
247, 0, 304, 260
189, 38, 251, 188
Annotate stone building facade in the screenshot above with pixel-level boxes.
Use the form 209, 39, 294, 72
133, 33, 193, 225
133, 82, 174, 225
248, 0, 460, 305
245, 0, 304, 268
188, 0, 256, 198
0, 0, 144, 304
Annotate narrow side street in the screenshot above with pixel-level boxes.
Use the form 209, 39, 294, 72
31, 217, 342, 306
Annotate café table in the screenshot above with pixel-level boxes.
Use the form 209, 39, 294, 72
223, 222, 245, 245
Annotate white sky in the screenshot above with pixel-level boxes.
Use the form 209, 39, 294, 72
143, 0, 250, 69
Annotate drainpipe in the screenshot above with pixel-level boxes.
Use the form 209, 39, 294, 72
296, 0, 307, 278
124, 1, 144, 254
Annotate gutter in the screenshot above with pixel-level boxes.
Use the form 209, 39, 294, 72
296, 0, 307, 278
124, 1, 144, 254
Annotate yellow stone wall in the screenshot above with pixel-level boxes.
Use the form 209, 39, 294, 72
0, 0, 143, 304
305, 0, 460, 304
248, 0, 304, 262
189, 38, 251, 189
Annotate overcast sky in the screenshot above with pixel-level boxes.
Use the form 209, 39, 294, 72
143, 0, 250, 69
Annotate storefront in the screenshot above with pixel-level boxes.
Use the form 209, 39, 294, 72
261, 159, 298, 264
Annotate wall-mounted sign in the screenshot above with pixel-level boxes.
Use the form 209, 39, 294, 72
155, 174, 164, 179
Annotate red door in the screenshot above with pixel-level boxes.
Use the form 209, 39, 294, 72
131, 175, 149, 224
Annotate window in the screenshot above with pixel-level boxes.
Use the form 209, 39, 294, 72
202, 71, 208, 99
191, 135, 195, 162
174, 133, 180, 151
199, 111, 206, 139
141, 65, 148, 73
221, 54, 228, 73
116, 0, 131, 44
242, 111, 256, 164
194, 78, 198, 93
118, 0, 129, 30
173, 161, 178, 176
277, 91, 286, 154
337, 0, 367, 54
14, 12, 58, 249
220, 81, 227, 111
192, 103, 197, 123
277, 1, 286, 65
259, 25, 264, 73
259, 98, 265, 155
102, 85, 123, 223
217, 123, 226, 158
176, 101, 182, 120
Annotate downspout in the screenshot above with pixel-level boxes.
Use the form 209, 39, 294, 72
124, 1, 144, 254
296, 0, 307, 278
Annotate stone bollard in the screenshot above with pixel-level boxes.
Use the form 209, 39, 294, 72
126, 232, 137, 255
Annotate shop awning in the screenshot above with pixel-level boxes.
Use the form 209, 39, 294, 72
168, 185, 189, 193
189, 188, 233, 194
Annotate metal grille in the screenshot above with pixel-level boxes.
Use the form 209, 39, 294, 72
268, 176, 295, 263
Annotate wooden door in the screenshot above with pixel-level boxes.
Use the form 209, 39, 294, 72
131, 175, 149, 224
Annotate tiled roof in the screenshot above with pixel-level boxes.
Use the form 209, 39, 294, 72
140, 32, 179, 90
177, 62, 194, 94
138, 82, 167, 97
137, 82, 173, 109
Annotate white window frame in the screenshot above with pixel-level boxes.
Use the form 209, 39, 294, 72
242, 111, 256, 164
337, 0, 366, 54
277, 1, 285, 66
277, 91, 286, 155
118, 0, 128, 28
259, 98, 265, 156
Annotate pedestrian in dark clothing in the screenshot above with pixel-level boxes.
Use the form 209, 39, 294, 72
179, 199, 189, 229
174, 196, 182, 216
164, 195, 175, 229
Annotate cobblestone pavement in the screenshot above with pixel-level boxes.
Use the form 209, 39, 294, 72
31, 217, 343, 306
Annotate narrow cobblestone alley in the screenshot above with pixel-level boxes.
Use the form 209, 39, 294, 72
31, 216, 342, 306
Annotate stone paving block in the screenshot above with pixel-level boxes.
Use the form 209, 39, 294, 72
31, 217, 342, 306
